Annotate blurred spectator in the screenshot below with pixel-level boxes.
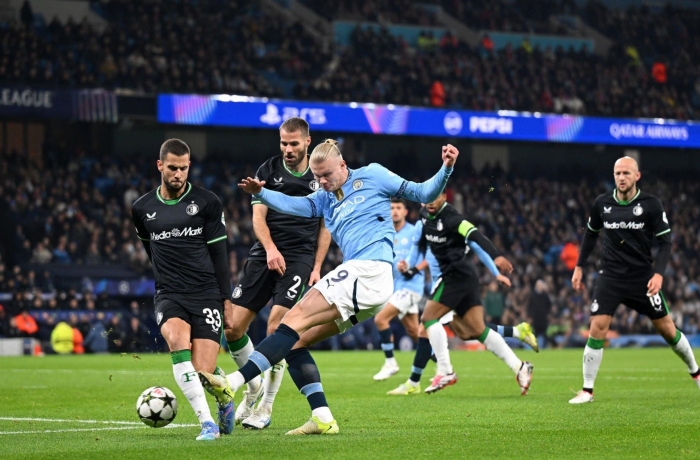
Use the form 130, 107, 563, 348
124, 317, 152, 353
0, 305, 15, 337
652, 61, 667, 85
560, 240, 579, 272
51, 321, 74, 354
20, 1, 33, 28
484, 281, 506, 324
73, 326, 85, 354
430, 80, 446, 107
14, 309, 39, 337
106, 315, 125, 353
83, 313, 108, 353
527, 280, 553, 350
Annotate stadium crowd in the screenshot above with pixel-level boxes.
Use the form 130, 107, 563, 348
1, 0, 698, 119
295, 25, 696, 120
2, 147, 699, 352
300, 0, 439, 26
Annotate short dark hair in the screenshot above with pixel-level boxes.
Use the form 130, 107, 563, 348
280, 117, 310, 138
390, 197, 407, 206
160, 138, 190, 161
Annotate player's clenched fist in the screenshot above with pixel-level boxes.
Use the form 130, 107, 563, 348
442, 144, 459, 168
239, 177, 265, 194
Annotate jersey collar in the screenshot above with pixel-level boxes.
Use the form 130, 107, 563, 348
613, 188, 640, 206
282, 155, 310, 178
426, 202, 448, 220
157, 182, 192, 205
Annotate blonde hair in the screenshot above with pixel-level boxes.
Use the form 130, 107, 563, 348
310, 139, 345, 200
310, 139, 343, 163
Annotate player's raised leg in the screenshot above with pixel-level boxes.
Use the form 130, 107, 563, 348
486, 321, 539, 352
221, 288, 341, 393
161, 318, 220, 440
651, 313, 700, 388
454, 308, 533, 395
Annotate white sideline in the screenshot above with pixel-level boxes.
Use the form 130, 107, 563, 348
0, 417, 198, 435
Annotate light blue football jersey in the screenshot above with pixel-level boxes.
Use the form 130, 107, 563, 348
254, 163, 452, 264
408, 218, 442, 287
392, 222, 424, 294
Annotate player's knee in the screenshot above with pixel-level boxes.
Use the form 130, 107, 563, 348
404, 324, 419, 340
291, 339, 311, 350
374, 315, 389, 329
224, 323, 247, 342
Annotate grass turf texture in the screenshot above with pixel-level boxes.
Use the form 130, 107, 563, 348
1, 349, 698, 459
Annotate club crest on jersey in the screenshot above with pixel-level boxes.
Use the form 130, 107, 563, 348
352, 180, 363, 190
437, 220, 443, 231
156, 312, 163, 325
232, 286, 242, 299
309, 180, 320, 191
186, 203, 199, 216
401, 238, 408, 245
591, 299, 599, 313
633, 204, 643, 216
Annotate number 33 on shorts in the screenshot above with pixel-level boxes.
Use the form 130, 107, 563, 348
202, 308, 222, 332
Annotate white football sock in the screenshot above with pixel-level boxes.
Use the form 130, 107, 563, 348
482, 328, 521, 373
312, 407, 334, 423
385, 357, 398, 367
258, 359, 287, 413
227, 371, 246, 393
583, 345, 603, 389
512, 326, 521, 339
671, 332, 699, 374
229, 335, 254, 367
426, 322, 453, 375
173, 361, 214, 425
228, 335, 262, 393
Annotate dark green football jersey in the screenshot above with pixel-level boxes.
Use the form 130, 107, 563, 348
249, 155, 321, 267
131, 182, 227, 298
419, 203, 477, 279
586, 189, 671, 279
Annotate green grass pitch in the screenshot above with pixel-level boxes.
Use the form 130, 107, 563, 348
1, 348, 698, 459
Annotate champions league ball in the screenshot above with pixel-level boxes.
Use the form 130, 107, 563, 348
136, 386, 178, 427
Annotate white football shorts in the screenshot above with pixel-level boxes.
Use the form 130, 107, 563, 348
313, 259, 393, 333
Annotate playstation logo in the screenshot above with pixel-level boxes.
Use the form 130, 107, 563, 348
260, 104, 282, 125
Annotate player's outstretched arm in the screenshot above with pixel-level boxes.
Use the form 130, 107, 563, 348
239, 177, 317, 218
393, 145, 458, 203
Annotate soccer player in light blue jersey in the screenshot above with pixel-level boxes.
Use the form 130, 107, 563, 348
200, 138, 459, 435
372, 198, 427, 381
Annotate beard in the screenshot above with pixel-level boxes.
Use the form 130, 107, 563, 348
163, 179, 186, 193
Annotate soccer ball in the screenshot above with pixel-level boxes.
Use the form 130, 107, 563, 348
136, 386, 178, 428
